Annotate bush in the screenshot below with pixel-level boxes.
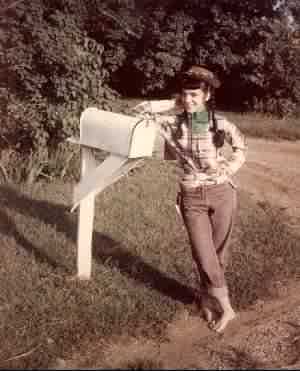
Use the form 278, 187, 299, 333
1, 0, 120, 155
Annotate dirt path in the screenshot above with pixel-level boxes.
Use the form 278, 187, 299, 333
65, 138, 300, 369
236, 138, 300, 230
97, 283, 300, 369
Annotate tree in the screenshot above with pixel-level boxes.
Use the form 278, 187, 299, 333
1, 0, 121, 153
113, 0, 300, 115
1, 0, 300, 182
134, 8, 196, 94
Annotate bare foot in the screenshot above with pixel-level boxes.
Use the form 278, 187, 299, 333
201, 295, 216, 323
211, 309, 236, 333
202, 306, 213, 322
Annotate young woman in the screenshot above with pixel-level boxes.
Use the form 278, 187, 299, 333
133, 66, 247, 332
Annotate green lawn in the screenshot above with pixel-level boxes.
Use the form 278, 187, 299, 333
223, 111, 300, 141
0, 159, 299, 368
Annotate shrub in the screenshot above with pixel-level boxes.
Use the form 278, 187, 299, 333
1, 0, 119, 155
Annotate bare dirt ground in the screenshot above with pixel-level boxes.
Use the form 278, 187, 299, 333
236, 138, 300, 233
65, 137, 300, 369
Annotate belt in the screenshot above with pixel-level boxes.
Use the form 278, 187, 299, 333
180, 181, 228, 193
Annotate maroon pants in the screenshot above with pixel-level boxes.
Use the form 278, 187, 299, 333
179, 182, 237, 292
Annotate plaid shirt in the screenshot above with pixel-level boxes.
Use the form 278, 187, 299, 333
155, 110, 247, 188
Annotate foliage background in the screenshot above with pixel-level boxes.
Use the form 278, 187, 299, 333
1, 0, 299, 181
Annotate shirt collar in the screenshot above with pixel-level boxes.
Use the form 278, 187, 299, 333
191, 110, 209, 123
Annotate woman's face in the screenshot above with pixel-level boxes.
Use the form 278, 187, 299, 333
181, 88, 209, 113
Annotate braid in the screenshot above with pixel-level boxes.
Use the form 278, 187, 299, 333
207, 90, 225, 148
207, 91, 217, 132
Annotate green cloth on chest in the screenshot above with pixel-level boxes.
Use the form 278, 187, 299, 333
191, 110, 210, 134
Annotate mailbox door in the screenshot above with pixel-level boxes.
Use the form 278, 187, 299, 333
129, 121, 157, 158
80, 108, 139, 157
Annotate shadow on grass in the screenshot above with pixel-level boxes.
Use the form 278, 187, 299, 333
0, 208, 63, 269
0, 184, 195, 304
0, 184, 299, 310
0, 184, 76, 271
93, 235, 195, 304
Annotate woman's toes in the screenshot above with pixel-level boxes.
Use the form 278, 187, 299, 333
212, 311, 236, 333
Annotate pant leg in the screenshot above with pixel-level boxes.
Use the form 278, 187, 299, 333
181, 189, 226, 291
208, 182, 237, 270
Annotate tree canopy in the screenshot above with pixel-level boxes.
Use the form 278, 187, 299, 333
1, 0, 299, 156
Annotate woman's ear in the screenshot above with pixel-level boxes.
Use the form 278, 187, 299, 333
174, 93, 183, 108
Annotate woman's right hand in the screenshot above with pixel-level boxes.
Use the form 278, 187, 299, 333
132, 101, 152, 115
132, 100, 176, 115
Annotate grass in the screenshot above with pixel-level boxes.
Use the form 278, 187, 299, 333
0, 158, 299, 368
215, 111, 300, 142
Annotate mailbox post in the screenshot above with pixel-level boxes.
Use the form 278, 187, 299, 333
68, 107, 156, 279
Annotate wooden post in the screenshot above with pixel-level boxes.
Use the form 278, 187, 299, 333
68, 107, 157, 280
77, 147, 97, 280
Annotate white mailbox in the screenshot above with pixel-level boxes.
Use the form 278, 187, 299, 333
77, 107, 156, 158
68, 107, 157, 280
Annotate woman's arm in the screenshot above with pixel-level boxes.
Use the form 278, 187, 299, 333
152, 115, 179, 161
217, 115, 247, 176
132, 99, 176, 114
